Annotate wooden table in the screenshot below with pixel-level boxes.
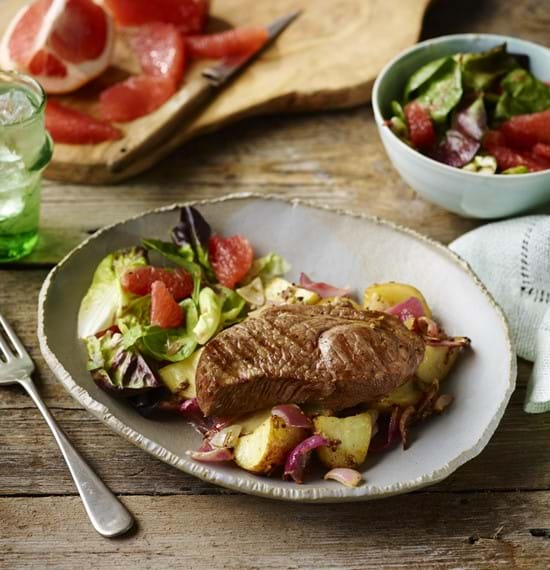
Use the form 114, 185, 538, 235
1, 1, 550, 567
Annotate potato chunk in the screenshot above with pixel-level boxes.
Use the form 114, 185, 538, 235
159, 348, 203, 399
234, 416, 306, 474
363, 282, 432, 317
416, 345, 463, 388
314, 412, 374, 469
372, 379, 423, 411
264, 277, 320, 305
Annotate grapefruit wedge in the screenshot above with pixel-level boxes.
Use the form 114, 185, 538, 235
186, 27, 268, 59
104, 0, 209, 33
100, 23, 185, 122
0, 0, 115, 94
46, 100, 122, 144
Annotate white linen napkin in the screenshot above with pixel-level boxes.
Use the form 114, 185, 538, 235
450, 216, 550, 413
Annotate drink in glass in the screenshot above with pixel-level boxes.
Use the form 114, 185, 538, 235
0, 70, 52, 262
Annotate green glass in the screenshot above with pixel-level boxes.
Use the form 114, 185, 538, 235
0, 70, 52, 262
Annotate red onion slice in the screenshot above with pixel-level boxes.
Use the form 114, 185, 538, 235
386, 297, 425, 322
284, 434, 332, 484
272, 404, 313, 429
425, 336, 470, 348
298, 273, 351, 298
209, 424, 242, 449
188, 447, 234, 462
324, 468, 363, 487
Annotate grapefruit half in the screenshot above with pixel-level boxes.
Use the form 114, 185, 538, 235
0, 0, 115, 94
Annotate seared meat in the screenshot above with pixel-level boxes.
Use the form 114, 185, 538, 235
196, 303, 425, 417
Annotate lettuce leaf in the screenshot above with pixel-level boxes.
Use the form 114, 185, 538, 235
495, 68, 550, 120
127, 299, 199, 363
85, 330, 161, 396
415, 57, 463, 123
77, 247, 148, 339
243, 252, 291, 284
193, 287, 222, 344
217, 285, 247, 325
461, 44, 520, 92
172, 206, 214, 279
404, 56, 450, 100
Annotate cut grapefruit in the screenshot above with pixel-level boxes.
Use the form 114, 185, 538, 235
99, 75, 175, 122
104, 0, 209, 34
186, 27, 268, 59
45, 100, 122, 143
122, 266, 193, 300
209, 234, 253, 289
150, 280, 184, 329
127, 23, 186, 87
0, 0, 114, 94
100, 22, 186, 122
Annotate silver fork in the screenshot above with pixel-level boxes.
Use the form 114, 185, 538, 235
0, 312, 134, 537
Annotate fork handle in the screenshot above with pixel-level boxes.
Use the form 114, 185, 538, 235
18, 374, 134, 537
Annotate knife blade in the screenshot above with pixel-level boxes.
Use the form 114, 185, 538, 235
108, 10, 301, 174
202, 10, 301, 87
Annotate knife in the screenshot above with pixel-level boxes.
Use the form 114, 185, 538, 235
108, 10, 301, 174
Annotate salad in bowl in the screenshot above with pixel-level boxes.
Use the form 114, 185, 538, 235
77, 207, 470, 487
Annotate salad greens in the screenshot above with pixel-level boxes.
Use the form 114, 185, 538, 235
388, 43, 550, 173
79, 208, 290, 403
77, 247, 148, 339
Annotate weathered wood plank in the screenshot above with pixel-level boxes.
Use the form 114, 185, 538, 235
0, 362, 545, 496
1, 492, 550, 569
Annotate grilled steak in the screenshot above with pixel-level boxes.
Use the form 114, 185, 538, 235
196, 303, 425, 417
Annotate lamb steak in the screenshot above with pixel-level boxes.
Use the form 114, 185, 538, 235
196, 303, 425, 417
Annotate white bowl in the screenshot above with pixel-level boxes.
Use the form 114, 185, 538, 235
38, 195, 516, 502
372, 34, 550, 219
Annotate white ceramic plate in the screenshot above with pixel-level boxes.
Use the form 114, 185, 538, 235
38, 195, 516, 502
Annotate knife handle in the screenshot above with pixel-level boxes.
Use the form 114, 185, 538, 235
108, 78, 214, 174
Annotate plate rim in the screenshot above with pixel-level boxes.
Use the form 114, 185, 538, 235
37, 193, 517, 502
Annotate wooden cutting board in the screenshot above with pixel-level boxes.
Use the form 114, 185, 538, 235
2, 0, 431, 184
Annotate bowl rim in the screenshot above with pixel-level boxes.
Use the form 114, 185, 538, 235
37, 193, 517, 502
372, 32, 550, 181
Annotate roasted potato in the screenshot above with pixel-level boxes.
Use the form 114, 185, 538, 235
372, 379, 423, 411
314, 411, 375, 469
234, 415, 306, 474
237, 408, 273, 435
416, 344, 464, 388
363, 282, 432, 317
159, 348, 203, 399
318, 296, 362, 310
264, 277, 320, 305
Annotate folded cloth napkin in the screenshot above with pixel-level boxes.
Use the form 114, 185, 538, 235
450, 216, 550, 413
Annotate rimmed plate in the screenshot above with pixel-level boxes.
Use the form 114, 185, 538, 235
38, 194, 516, 502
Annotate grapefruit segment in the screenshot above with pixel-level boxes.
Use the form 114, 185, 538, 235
104, 0, 209, 33
99, 75, 175, 122
186, 27, 268, 59
127, 23, 186, 87
150, 281, 184, 329
122, 266, 193, 300
209, 235, 253, 289
28, 49, 67, 77
0, 0, 115, 94
404, 101, 436, 149
45, 100, 123, 144
500, 110, 550, 149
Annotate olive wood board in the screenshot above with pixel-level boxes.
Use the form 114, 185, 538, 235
2, 0, 430, 183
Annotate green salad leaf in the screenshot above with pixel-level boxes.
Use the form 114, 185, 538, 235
218, 285, 247, 325
460, 44, 520, 92
412, 57, 463, 122
84, 330, 161, 395
77, 247, 148, 339
243, 252, 291, 284
404, 56, 450, 100
495, 68, 550, 120
137, 299, 199, 362
193, 287, 222, 345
